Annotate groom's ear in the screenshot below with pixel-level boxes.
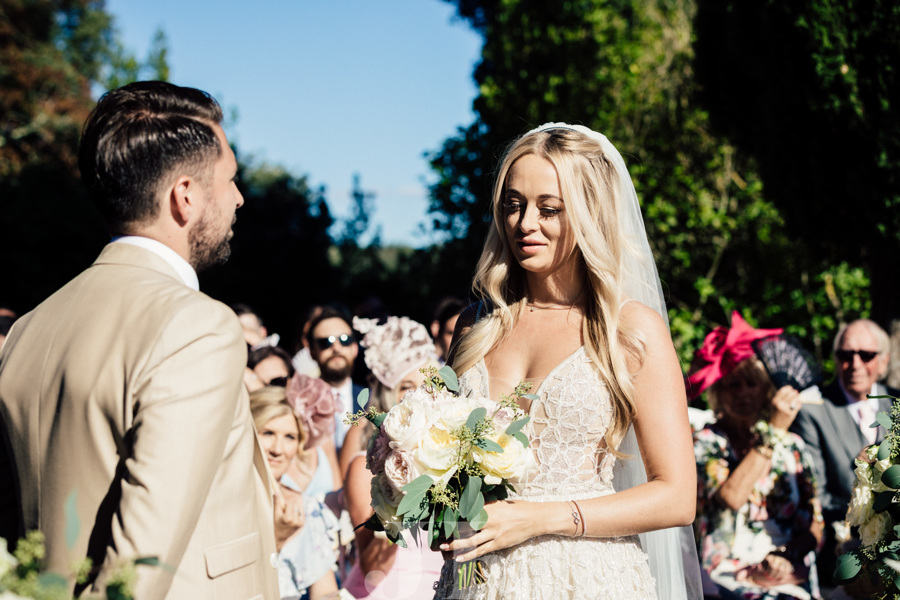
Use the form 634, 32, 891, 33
167, 173, 203, 227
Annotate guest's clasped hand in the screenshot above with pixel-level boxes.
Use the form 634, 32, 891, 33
273, 484, 305, 550
736, 552, 805, 587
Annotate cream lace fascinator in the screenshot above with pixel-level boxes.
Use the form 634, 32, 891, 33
352, 316, 436, 389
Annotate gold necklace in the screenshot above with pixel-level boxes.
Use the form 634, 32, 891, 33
527, 302, 578, 312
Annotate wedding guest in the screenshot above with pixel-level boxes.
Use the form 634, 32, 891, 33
433, 123, 700, 599
791, 319, 898, 587
232, 302, 280, 349
430, 296, 467, 365
283, 373, 343, 498
250, 345, 296, 387
293, 305, 324, 378
251, 387, 342, 600
307, 307, 364, 453
343, 315, 444, 599
688, 312, 824, 600
0, 81, 279, 598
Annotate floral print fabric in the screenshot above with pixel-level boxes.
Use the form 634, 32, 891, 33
694, 423, 824, 600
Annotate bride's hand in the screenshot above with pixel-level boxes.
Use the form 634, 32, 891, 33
439, 499, 541, 562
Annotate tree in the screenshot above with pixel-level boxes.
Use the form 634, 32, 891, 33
693, 0, 900, 325
199, 159, 335, 345
430, 0, 869, 370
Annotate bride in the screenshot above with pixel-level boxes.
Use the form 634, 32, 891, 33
433, 123, 701, 599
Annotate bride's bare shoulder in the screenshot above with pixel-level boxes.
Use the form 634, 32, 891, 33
618, 300, 674, 360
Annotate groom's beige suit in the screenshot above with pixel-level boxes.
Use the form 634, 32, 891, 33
0, 242, 280, 599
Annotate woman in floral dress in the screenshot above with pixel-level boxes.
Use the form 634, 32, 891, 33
688, 312, 824, 600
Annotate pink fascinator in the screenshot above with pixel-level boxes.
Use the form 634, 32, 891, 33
353, 315, 436, 389
685, 311, 782, 399
285, 373, 341, 448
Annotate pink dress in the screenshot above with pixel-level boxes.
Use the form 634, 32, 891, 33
344, 536, 444, 599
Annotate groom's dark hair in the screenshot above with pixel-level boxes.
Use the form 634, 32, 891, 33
78, 80, 224, 234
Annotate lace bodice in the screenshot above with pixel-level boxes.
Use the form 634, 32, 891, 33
461, 347, 617, 502
434, 350, 657, 599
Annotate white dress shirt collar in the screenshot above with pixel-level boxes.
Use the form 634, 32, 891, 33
111, 236, 199, 291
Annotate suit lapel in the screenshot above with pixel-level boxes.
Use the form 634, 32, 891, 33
824, 400, 868, 459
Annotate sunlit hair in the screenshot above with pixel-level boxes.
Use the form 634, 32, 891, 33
833, 319, 890, 355
706, 357, 774, 415
249, 386, 309, 458
450, 127, 645, 453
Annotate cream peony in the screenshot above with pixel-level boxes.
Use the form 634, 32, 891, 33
846, 482, 876, 527
860, 510, 893, 547
382, 389, 435, 451
473, 433, 533, 484
416, 421, 460, 475
384, 449, 421, 493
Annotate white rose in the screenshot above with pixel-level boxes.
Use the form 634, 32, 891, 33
382, 390, 434, 451
370, 475, 403, 538
860, 511, 893, 547
866, 445, 879, 462
875, 457, 892, 476
384, 449, 422, 493
473, 433, 533, 483
855, 460, 874, 486
434, 394, 484, 430
415, 421, 460, 475
846, 482, 875, 527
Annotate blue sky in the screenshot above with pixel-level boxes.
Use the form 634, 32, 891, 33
105, 0, 483, 247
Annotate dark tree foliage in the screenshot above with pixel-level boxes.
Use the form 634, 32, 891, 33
429, 0, 873, 369
199, 161, 336, 345
693, 0, 900, 323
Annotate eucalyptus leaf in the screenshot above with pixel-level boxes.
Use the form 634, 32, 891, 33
427, 510, 436, 546
475, 438, 503, 453
438, 365, 460, 392
465, 492, 486, 522
371, 413, 386, 429
469, 507, 489, 530
513, 431, 528, 447
357, 388, 370, 409
134, 556, 160, 566
874, 490, 895, 513
876, 411, 892, 430
522, 393, 540, 401
505, 416, 530, 436
466, 407, 488, 432
894, 573, 900, 593
833, 551, 862, 583
879, 441, 892, 460
393, 534, 407, 548
459, 476, 483, 519
397, 475, 433, 517
883, 465, 900, 491
443, 505, 459, 539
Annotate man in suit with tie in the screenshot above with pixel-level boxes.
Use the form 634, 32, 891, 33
791, 318, 898, 586
0, 81, 280, 599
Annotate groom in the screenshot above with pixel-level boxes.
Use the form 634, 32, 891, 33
0, 82, 279, 599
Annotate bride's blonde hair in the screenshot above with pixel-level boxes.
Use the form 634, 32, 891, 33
451, 127, 646, 452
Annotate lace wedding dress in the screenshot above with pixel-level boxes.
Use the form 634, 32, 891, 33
432, 347, 657, 600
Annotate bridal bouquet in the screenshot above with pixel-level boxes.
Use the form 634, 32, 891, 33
347, 365, 535, 587
835, 394, 900, 598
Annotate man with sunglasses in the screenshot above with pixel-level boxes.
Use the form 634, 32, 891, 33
306, 307, 364, 452
791, 319, 898, 587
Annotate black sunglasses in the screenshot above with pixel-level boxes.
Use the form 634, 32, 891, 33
266, 376, 289, 387
315, 333, 355, 351
835, 349, 879, 363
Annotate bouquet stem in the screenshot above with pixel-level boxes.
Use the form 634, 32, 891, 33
456, 559, 487, 588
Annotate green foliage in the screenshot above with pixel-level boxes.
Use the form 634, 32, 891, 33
432, 0, 878, 377
0, 0, 171, 314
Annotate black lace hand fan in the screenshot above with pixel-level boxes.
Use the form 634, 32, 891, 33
752, 334, 823, 391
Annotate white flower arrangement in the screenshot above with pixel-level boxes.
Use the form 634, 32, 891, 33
347, 365, 535, 588
835, 394, 900, 598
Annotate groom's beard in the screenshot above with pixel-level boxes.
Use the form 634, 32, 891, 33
190, 213, 234, 272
